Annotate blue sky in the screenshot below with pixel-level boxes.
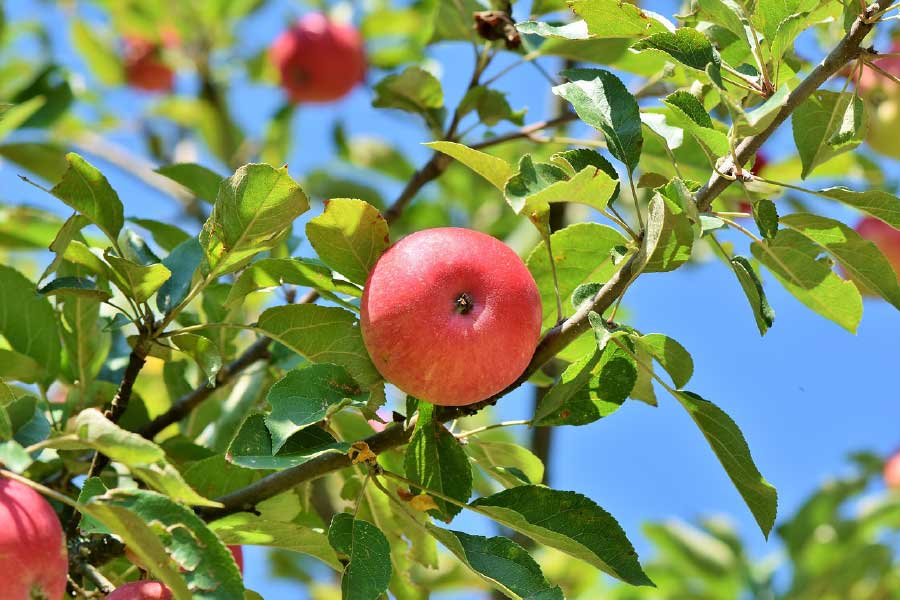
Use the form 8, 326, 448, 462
2, 1, 899, 598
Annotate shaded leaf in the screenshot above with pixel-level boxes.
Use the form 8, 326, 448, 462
472, 486, 652, 586
306, 198, 390, 285
328, 513, 393, 600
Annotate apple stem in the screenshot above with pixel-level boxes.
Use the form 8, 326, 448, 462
454, 292, 475, 315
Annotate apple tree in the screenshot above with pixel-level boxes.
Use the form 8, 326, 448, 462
0, 0, 898, 598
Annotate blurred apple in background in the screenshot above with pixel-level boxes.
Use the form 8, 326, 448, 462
123, 36, 174, 93
270, 13, 366, 103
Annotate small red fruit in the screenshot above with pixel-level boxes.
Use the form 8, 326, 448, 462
361, 228, 542, 407
885, 452, 900, 489
107, 581, 173, 600
270, 13, 366, 103
855, 216, 900, 282
0, 477, 68, 599
123, 37, 175, 93
229, 544, 244, 573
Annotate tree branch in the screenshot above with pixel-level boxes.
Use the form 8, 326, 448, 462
695, 5, 879, 210
193, 8, 884, 518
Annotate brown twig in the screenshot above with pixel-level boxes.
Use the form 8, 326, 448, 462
695, 5, 879, 210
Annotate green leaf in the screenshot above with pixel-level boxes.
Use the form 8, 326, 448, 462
38, 277, 111, 301
728, 256, 775, 335
696, 0, 747, 38
458, 86, 525, 126
0, 142, 68, 183
816, 187, 900, 229
517, 20, 591, 40
256, 304, 380, 386
633, 29, 723, 87
0, 265, 61, 380
373, 67, 445, 132
225, 257, 361, 309
119, 228, 161, 266
229, 413, 348, 470
472, 486, 652, 586
673, 391, 778, 537
328, 513, 392, 600
750, 229, 862, 332
553, 69, 643, 173
465, 439, 545, 489
570, 0, 672, 38
81, 489, 243, 600
638, 192, 695, 273
753, 0, 817, 41
170, 334, 223, 385
662, 93, 731, 156
426, 526, 563, 599
634, 333, 693, 388
425, 141, 513, 191
306, 198, 390, 286
0, 399, 11, 441
40, 212, 89, 284
43, 153, 124, 246
534, 338, 636, 426
265, 364, 366, 454
734, 83, 792, 137
157, 238, 203, 314
0, 205, 65, 250
0, 440, 31, 472
104, 250, 172, 303
155, 163, 224, 203
505, 154, 620, 231
404, 402, 473, 520
752, 199, 779, 240
780, 213, 900, 309
0, 97, 46, 143
0, 351, 45, 384
76, 477, 110, 534
60, 409, 220, 507
128, 218, 191, 252
57, 276, 111, 388
793, 91, 867, 179
210, 512, 342, 570
200, 163, 309, 277
526, 223, 630, 330
70, 20, 123, 85
9, 396, 50, 447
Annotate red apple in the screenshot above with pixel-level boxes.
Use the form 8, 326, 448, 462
361, 228, 542, 407
855, 216, 900, 283
885, 451, 900, 489
270, 13, 366, 103
0, 477, 68, 599
107, 581, 172, 600
858, 41, 900, 94
229, 545, 244, 572
123, 37, 175, 93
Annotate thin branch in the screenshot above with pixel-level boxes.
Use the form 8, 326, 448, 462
139, 336, 271, 439
696, 5, 879, 210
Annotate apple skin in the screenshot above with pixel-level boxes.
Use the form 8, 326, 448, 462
885, 452, 900, 489
0, 477, 68, 599
866, 94, 900, 159
858, 41, 900, 94
123, 37, 174, 93
270, 13, 366, 103
361, 228, 542, 407
855, 216, 900, 283
107, 581, 173, 600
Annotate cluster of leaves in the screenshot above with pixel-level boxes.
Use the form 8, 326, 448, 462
595, 453, 900, 600
0, 0, 899, 599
